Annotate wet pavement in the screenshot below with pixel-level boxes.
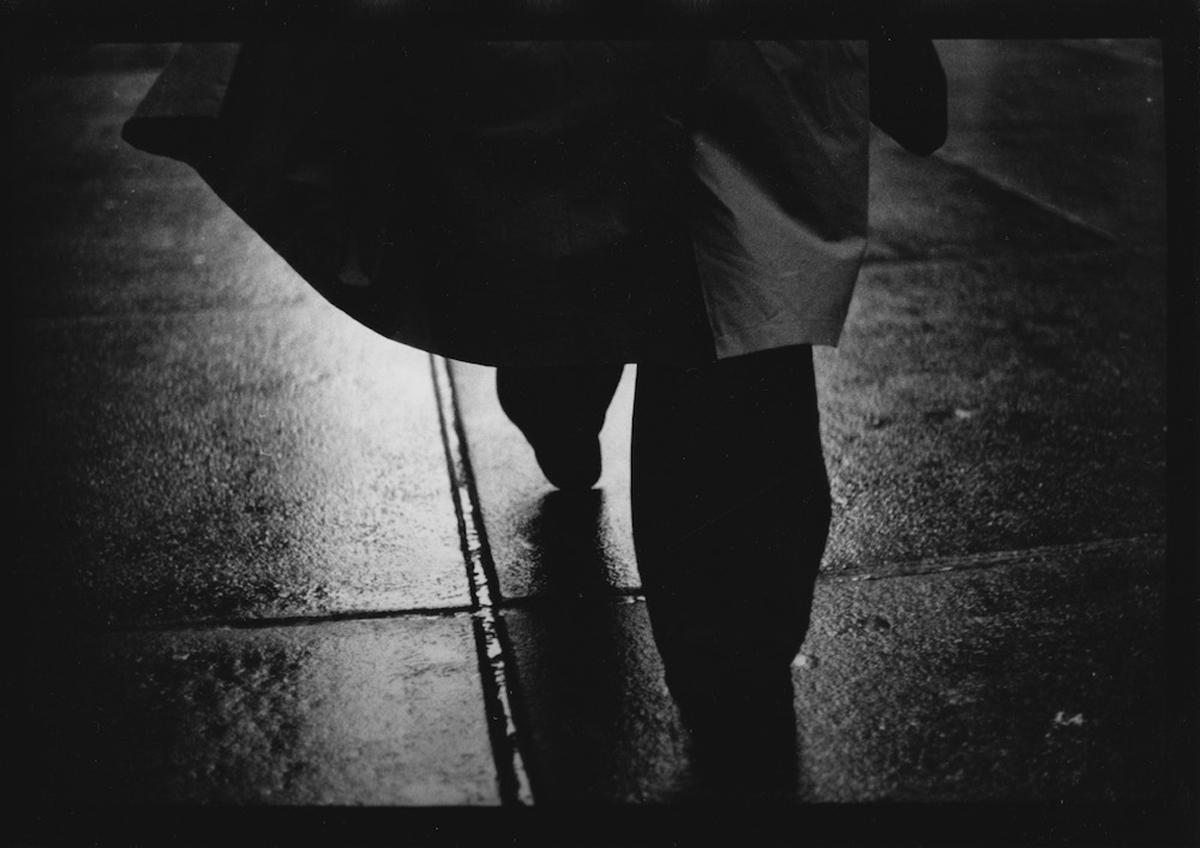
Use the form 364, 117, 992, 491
9, 38, 1190, 839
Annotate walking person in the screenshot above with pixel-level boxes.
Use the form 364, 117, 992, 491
124, 36, 945, 798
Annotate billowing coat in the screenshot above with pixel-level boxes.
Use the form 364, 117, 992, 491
124, 41, 874, 366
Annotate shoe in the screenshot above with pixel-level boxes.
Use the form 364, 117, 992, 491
496, 366, 620, 491
529, 429, 602, 491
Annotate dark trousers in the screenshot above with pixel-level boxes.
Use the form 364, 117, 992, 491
497, 345, 831, 730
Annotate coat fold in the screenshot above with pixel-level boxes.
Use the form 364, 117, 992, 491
123, 41, 872, 366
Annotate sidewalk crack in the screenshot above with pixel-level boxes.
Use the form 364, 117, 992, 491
822, 533, 1166, 583
430, 354, 536, 806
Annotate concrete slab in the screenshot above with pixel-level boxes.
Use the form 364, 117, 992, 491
819, 251, 1166, 571
795, 537, 1170, 801
11, 59, 325, 318
19, 615, 500, 805
933, 40, 1166, 252
828, 39, 1169, 570
14, 308, 468, 624
11, 64, 166, 179
866, 135, 1114, 262
13, 48, 469, 624
451, 360, 639, 599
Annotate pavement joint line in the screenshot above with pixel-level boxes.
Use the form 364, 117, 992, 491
430, 354, 535, 807
823, 533, 1166, 583
498, 589, 645, 611
932, 149, 1120, 247
74, 533, 1162, 648
860, 245, 1125, 271
492, 536, 1164, 606
1055, 39, 1165, 69
83, 605, 479, 634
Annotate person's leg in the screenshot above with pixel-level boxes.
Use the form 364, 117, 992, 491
631, 345, 830, 792
497, 364, 625, 490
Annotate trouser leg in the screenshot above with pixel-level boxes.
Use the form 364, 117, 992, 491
496, 364, 625, 490
631, 345, 830, 726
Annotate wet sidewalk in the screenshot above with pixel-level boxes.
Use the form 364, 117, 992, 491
10, 39, 1188, 836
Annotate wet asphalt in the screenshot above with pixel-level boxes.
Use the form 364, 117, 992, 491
8, 38, 1189, 836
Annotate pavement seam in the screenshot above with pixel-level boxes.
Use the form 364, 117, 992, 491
88, 605, 479, 634
499, 591, 645, 611
860, 245, 1123, 271
932, 150, 1121, 247
430, 354, 536, 807
823, 533, 1166, 582
494, 535, 1164, 607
